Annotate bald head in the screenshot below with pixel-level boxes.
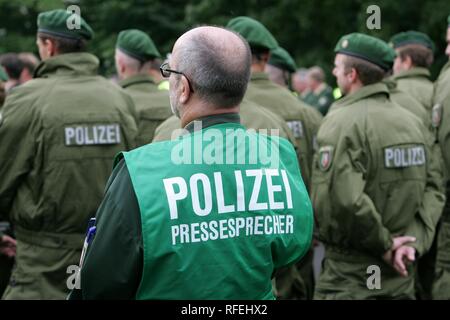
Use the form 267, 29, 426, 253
171, 26, 251, 108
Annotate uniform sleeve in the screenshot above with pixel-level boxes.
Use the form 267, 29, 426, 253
404, 139, 446, 256
0, 90, 36, 220
68, 159, 143, 300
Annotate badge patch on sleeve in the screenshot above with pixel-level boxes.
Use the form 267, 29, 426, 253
432, 104, 442, 128
286, 120, 304, 139
384, 144, 426, 168
318, 146, 333, 171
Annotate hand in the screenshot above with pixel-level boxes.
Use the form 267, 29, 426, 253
382, 236, 416, 266
392, 245, 415, 277
0, 235, 17, 258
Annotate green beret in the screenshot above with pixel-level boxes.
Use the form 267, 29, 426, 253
226, 16, 278, 50
389, 31, 435, 52
268, 47, 297, 73
116, 29, 161, 61
37, 9, 94, 40
335, 33, 394, 71
0, 66, 8, 81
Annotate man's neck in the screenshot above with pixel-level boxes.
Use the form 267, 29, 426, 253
251, 63, 266, 73
347, 82, 364, 96
181, 103, 239, 128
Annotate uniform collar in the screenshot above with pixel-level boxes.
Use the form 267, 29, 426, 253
333, 82, 389, 108
118, 74, 155, 89
184, 113, 241, 133
250, 72, 270, 82
34, 52, 99, 78
392, 67, 431, 81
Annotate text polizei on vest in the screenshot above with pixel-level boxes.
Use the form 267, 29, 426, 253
164, 168, 295, 245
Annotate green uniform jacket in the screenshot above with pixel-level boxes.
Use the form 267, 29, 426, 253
69, 113, 313, 299
245, 72, 323, 190
152, 98, 298, 148
302, 84, 334, 116
0, 52, 138, 299
312, 82, 444, 259
392, 67, 434, 111
433, 61, 450, 299
386, 78, 444, 196
119, 74, 172, 146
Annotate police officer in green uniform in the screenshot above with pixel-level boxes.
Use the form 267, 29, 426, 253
0, 9, 138, 299
69, 26, 313, 300
312, 33, 445, 300
432, 14, 450, 300
226, 16, 322, 192
265, 46, 297, 89
227, 16, 320, 300
265, 45, 317, 300
390, 31, 435, 111
115, 29, 172, 145
302, 66, 334, 116
384, 41, 444, 300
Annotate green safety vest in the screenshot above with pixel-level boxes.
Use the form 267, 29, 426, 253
121, 122, 313, 299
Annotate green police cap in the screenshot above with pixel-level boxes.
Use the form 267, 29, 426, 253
389, 31, 435, 52
226, 16, 278, 50
37, 9, 94, 40
268, 47, 297, 73
116, 29, 161, 61
335, 33, 394, 71
0, 66, 8, 81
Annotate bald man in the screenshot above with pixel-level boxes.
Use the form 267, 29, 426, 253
69, 26, 313, 300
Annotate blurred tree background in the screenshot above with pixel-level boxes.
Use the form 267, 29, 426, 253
1, 0, 449, 83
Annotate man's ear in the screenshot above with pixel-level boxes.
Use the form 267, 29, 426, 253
117, 56, 126, 76
348, 67, 358, 84
46, 38, 57, 57
260, 52, 270, 64
179, 76, 191, 104
404, 55, 413, 69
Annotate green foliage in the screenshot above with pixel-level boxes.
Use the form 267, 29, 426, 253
1, 0, 449, 80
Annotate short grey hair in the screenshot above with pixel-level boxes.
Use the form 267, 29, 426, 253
176, 29, 252, 108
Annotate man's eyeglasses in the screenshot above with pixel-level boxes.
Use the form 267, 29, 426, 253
160, 62, 195, 93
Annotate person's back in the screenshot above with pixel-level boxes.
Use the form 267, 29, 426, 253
123, 122, 312, 299
315, 82, 441, 299
392, 68, 433, 110
433, 19, 450, 298
390, 31, 436, 111
245, 73, 322, 189
0, 10, 137, 299
384, 79, 430, 128
69, 25, 313, 300
153, 98, 297, 146
115, 29, 172, 146
120, 75, 171, 145
312, 33, 444, 300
